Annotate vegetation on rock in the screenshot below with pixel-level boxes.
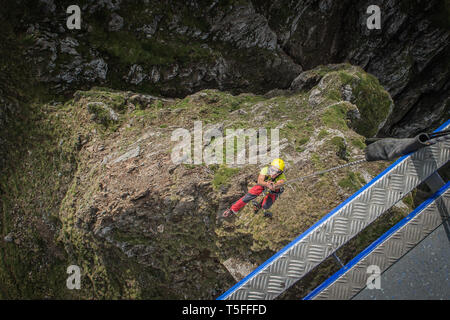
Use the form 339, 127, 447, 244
1, 63, 416, 298
1, 0, 447, 299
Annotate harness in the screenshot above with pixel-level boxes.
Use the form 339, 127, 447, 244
262, 169, 285, 195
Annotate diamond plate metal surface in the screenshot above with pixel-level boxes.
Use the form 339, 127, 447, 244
219, 122, 450, 300
310, 184, 450, 300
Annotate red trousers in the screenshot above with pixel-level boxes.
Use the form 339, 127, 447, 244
230, 185, 279, 213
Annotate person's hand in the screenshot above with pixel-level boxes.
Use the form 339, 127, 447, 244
267, 182, 275, 191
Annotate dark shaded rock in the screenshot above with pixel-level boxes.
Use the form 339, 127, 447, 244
210, 3, 277, 50
108, 13, 124, 32
256, 0, 450, 136
126, 65, 147, 85
2, 0, 448, 136
290, 71, 323, 92
4, 233, 14, 243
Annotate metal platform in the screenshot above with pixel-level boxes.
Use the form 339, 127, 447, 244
353, 223, 450, 300
218, 120, 450, 300
304, 181, 450, 300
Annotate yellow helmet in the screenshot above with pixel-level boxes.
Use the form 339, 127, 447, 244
271, 158, 285, 171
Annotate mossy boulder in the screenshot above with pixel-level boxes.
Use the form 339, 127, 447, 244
296, 63, 393, 137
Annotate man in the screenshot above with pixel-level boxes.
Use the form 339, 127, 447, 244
223, 158, 286, 218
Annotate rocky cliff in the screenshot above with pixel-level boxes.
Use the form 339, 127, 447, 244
0, 0, 447, 299
1, 0, 448, 136
0, 63, 413, 298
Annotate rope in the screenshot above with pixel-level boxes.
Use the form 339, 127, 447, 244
428, 130, 450, 140
252, 130, 449, 191
280, 158, 367, 187
280, 131, 448, 184
256, 157, 368, 189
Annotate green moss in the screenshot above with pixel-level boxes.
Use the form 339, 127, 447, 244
328, 136, 349, 159
77, 88, 126, 112
346, 72, 392, 137
297, 137, 310, 146
330, 136, 345, 149
0, 102, 80, 298
338, 172, 365, 192
321, 104, 349, 131
88, 25, 213, 67
212, 165, 240, 190
318, 129, 329, 140
338, 71, 356, 84
350, 137, 366, 150
285, 123, 296, 130
313, 63, 352, 77
87, 103, 113, 126
310, 153, 324, 170
112, 230, 150, 246
153, 100, 165, 109
183, 164, 197, 170
325, 88, 342, 101
402, 193, 415, 210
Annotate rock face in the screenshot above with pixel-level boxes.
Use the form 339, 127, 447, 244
5, 0, 301, 99
209, 4, 278, 50
0, 0, 448, 300
255, 0, 449, 136
0, 65, 410, 299
1, 0, 448, 137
